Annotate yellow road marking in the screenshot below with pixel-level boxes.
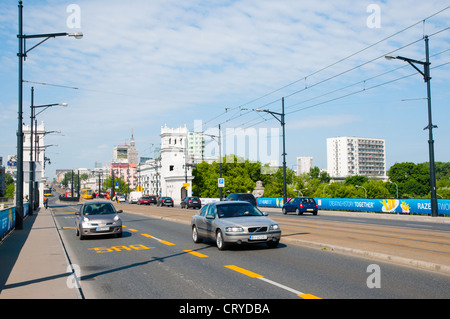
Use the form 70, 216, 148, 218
225, 265, 321, 299
54, 212, 74, 215
184, 250, 208, 258
127, 228, 138, 232
141, 233, 175, 246
298, 294, 321, 299
159, 240, 175, 246
224, 265, 263, 278
63, 227, 76, 229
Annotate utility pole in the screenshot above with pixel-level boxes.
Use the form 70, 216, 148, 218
385, 36, 438, 217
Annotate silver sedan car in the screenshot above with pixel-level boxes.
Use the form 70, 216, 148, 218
75, 201, 123, 240
191, 201, 281, 250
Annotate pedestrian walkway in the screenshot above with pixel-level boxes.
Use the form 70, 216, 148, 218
0, 207, 80, 299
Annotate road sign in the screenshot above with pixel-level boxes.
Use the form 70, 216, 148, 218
218, 178, 225, 188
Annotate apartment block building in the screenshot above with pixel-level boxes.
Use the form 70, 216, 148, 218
296, 157, 313, 175
327, 137, 386, 179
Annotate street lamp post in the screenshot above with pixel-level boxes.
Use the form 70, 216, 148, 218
385, 35, 438, 217
16, 1, 82, 229
256, 97, 287, 205
355, 185, 367, 199
29, 86, 66, 215
200, 125, 223, 200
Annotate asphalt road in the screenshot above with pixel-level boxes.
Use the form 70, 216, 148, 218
51, 198, 450, 299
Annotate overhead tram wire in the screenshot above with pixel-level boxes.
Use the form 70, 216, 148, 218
284, 45, 450, 114
200, 6, 450, 133
230, 56, 450, 132
203, 25, 450, 135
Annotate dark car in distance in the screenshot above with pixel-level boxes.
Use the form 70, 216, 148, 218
282, 197, 318, 215
225, 193, 257, 206
157, 196, 174, 207
181, 196, 201, 209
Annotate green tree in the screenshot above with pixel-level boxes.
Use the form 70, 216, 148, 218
192, 155, 265, 198
103, 176, 131, 194
363, 181, 390, 199
344, 175, 369, 186
4, 173, 15, 198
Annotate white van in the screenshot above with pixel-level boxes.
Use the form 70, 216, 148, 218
129, 191, 143, 204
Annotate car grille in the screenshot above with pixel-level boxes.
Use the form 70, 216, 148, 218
248, 227, 268, 233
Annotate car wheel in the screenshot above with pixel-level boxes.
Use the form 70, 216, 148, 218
192, 225, 202, 243
296, 208, 302, 216
313, 210, 318, 216
282, 208, 287, 215
216, 230, 228, 250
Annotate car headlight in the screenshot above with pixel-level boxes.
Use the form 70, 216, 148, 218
114, 215, 120, 222
270, 224, 280, 231
225, 226, 244, 232
83, 217, 89, 223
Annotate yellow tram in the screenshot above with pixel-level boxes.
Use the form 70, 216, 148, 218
80, 188, 93, 199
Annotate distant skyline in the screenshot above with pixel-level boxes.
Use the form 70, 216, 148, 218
1, 1, 449, 179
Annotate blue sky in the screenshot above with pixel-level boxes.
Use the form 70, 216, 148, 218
1, 0, 449, 179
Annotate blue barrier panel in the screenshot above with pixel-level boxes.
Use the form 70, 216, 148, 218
0, 207, 16, 238
257, 198, 288, 208
257, 197, 450, 216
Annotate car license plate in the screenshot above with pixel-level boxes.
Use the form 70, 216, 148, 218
307, 208, 313, 211
96, 227, 109, 231
249, 235, 267, 240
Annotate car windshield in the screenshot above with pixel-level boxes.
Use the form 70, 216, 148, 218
217, 203, 263, 218
83, 203, 116, 215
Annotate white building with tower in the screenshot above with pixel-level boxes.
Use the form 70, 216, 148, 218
22, 122, 48, 208
160, 125, 194, 203
138, 125, 196, 204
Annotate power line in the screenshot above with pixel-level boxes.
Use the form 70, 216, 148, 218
204, 27, 449, 133
202, 6, 450, 132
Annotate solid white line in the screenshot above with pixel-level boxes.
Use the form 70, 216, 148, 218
257, 277, 305, 296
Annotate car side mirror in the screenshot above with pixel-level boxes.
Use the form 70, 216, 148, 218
75, 211, 80, 215
117, 210, 123, 214
263, 212, 269, 216
206, 214, 215, 219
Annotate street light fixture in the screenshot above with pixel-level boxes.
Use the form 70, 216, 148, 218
16, 1, 82, 229
200, 125, 223, 200
255, 97, 287, 205
385, 35, 438, 217
355, 185, 367, 199
29, 86, 67, 214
